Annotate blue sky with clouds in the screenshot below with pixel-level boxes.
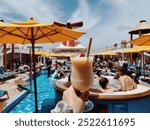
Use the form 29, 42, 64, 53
0, 0, 150, 49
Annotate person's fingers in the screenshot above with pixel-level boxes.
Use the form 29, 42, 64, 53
73, 87, 81, 96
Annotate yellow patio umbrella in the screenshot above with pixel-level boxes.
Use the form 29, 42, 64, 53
44, 53, 63, 57
0, 18, 85, 112
128, 36, 150, 78
51, 53, 65, 57
123, 46, 150, 73
35, 51, 49, 64
97, 51, 118, 59
129, 34, 150, 46
44, 53, 54, 57
55, 53, 78, 57
97, 51, 118, 56
35, 50, 49, 55
45, 53, 77, 57
64, 53, 78, 57
123, 46, 150, 53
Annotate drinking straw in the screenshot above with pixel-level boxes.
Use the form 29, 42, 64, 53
87, 37, 93, 57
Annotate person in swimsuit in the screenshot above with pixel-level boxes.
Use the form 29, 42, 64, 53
117, 67, 136, 91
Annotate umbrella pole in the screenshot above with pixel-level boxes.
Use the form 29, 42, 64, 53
31, 28, 38, 113
12, 44, 14, 70
29, 48, 32, 92
3, 44, 7, 68
143, 52, 145, 78
31, 41, 38, 113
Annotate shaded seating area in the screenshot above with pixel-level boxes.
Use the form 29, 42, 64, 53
0, 90, 9, 99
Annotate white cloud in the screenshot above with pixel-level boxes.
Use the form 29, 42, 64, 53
78, 0, 150, 49
69, 0, 101, 30
1, 0, 150, 50
0, 0, 63, 22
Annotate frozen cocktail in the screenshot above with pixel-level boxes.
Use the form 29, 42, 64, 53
71, 56, 94, 91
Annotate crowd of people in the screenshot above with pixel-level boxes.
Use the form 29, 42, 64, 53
51, 57, 143, 113
3, 56, 148, 92
42, 56, 149, 94
1, 56, 149, 113
92, 57, 140, 92
44, 58, 70, 80
7, 56, 147, 93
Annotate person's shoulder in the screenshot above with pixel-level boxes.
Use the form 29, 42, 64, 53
126, 75, 132, 80
103, 88, 114, 93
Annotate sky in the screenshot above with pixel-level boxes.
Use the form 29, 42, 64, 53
0, 0, 150, 50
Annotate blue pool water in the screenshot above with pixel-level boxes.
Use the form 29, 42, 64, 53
10, 72, 56, 113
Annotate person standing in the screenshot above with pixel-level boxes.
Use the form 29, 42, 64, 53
45, 58, 52, 77
118, 58, 123, 67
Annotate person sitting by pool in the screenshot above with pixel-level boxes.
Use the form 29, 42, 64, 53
89, 77, 118, 93
50, 64, 56, 74
104, 67, 110, 76
117, 67, 136, 91
45, 58, 52, 77
57, 71, 64, 79
62, 66, 70, 73
96, 70, 102, 80
51, 69, 64, 79
63, 74, 118, 93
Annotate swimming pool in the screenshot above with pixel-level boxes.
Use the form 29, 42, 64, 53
10, 72, 55, 113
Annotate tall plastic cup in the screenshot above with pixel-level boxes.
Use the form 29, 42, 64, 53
70, 56, 94, 91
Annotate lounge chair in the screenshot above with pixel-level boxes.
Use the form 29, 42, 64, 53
0, 74, 7, 81
0, 66, 17, 81
0, 90, 9, 99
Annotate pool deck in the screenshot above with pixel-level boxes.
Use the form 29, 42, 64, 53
0, 73, 149, 113
0, 73, 29, 111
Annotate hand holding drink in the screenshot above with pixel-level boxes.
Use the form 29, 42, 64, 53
62, 38, 94, 112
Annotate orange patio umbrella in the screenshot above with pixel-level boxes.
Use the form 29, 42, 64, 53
0, 18, 85, 112
129, 34, 150, 46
